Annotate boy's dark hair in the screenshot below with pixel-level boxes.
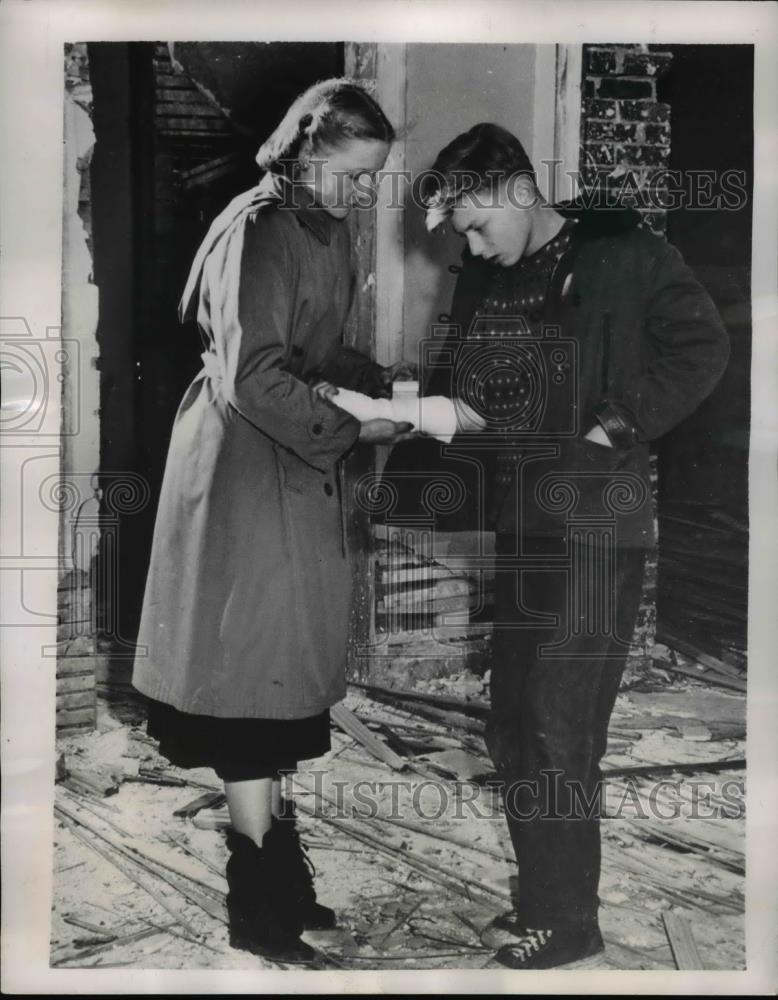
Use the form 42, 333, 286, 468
423, 122, 537, 229
256, 77, 395, 176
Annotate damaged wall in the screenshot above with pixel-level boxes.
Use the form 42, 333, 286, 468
580, 43, 673, 234
57, 43, 101, 730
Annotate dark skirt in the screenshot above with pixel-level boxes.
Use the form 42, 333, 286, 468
145, 698, 331, 782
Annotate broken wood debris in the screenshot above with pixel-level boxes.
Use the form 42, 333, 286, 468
603, 841, 743, 915
655, 660, 746, 693
624, 817, 744, 874
603, 757, 745, 779
191, 808, 231, 831
350, 680, 490, 718
62, 914, 116, 939
123, 765, 221, 793
51, 924, 173, 967
56, 809, 202, 940
651, 636, 746, 693
355, 691, 486, 736
56, 794, 227, 911
330, 702, 408, 772
292, 778, 510, 907
173, 790, 226, 819
163, 833, 225, 878
60, 787, 134, 837
370, 898, 425, 950
56, 754, 120, 797
662, 911, 704, 970
51, 663, 745, 970
375, 537, 492, 632
660, 633, 745, 680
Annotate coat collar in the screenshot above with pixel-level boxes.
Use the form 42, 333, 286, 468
178, 174, 335, 322
258, 172, 334, 246
554, 199, 642, 239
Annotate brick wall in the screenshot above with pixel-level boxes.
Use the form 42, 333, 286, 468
57, 568, 102, 730
580, 44, 672, 234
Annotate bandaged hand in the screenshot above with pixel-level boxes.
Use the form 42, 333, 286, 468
330, 386, 485, 444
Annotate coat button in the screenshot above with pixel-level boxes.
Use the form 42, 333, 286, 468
323, 483, 333, 496
312, 422, 323, 435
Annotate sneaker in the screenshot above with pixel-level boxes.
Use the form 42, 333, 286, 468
490, 908, 528, 937
493, 926, 605, 970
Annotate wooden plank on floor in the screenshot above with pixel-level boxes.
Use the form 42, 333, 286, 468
657, 661, 746, 693
658, 631, 746, 679
662, 911, 704, 969
330, 703, 408, 772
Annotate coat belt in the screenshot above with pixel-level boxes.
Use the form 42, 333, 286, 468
199, 350, 223, 384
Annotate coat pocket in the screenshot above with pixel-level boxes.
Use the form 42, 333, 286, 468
274, 443, 315, 495
497, 437, 644, 536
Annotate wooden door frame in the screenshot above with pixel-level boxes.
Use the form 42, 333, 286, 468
342, 42, 582, 672
343, 42, 410, 672
553, 43, 583, 203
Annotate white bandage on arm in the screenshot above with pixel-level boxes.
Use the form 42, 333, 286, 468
331, 387, 463, 443
331, 388, 485, 444
329, 387, 394, 423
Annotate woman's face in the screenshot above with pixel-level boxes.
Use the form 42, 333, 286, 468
300, 137, 390, 219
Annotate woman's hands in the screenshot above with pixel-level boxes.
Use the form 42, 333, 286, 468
313, 381, 339, 402
313, 381, 412, 443
315, 376, 416, 443
358, 419, 417, 445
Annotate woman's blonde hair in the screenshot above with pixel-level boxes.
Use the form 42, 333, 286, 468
256, 77, 395, 176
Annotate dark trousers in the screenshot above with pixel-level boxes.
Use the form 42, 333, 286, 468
485, 534, 646, 932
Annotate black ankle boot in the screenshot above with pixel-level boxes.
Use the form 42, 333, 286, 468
225, 829, 315, 963
271, 806, 336, 930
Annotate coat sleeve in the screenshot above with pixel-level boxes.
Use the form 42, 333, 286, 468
595, 240, 730, 447
315, 343, 389, 397
313, 265, 387, 396
215, 209, 361, 472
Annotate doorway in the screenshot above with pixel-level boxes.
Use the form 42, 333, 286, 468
88, 42, 344, 649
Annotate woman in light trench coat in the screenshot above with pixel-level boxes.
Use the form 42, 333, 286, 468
132, 79, 412, 963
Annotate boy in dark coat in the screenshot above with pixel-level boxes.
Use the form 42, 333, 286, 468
418, 123, 729, 969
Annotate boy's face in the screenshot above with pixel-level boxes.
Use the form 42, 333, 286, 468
450, 178, 537, 267
300, 138, 390, 219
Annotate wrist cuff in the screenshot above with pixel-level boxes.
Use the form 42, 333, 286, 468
594, 401, 640, 450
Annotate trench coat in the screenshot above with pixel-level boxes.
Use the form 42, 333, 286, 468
132, 173, 385, 719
